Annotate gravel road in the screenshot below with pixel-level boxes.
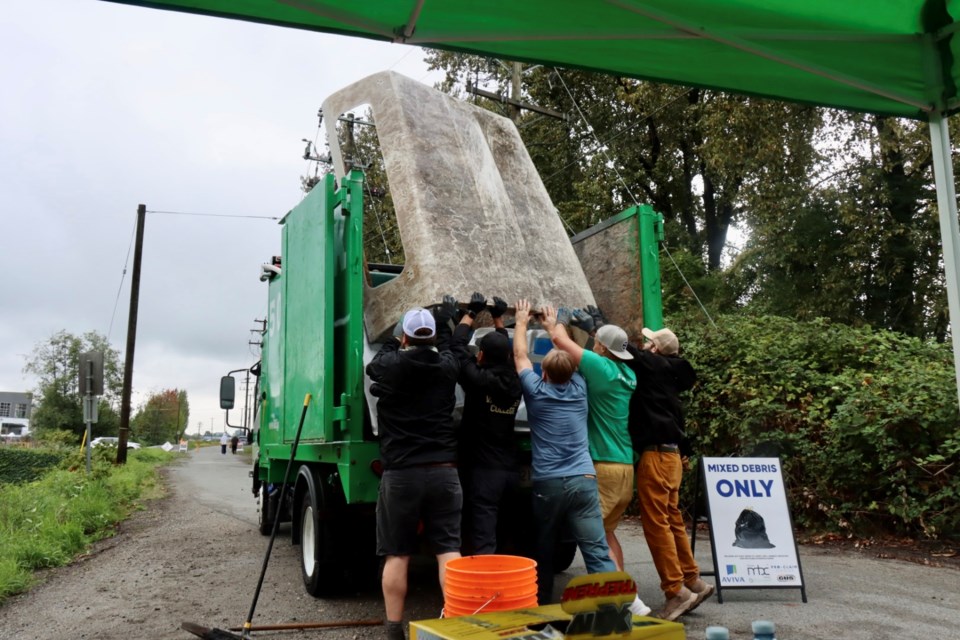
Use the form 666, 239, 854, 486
1, 445, 958, 640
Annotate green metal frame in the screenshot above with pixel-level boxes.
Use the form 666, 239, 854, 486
636, 204, 665, 332
257, 170, 379, 504
569, 203, 666, 332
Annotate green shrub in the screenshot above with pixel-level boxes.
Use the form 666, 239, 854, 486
680, 314, 960, 541
36, 429, 81, 448
59, 443, 123, 479
0, 557, 32, 602
0, 449, 172, 603
0, 448, 67, 484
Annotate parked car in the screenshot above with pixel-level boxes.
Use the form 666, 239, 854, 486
90, 436, 141, 450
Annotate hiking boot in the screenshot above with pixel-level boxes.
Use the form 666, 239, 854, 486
628, 594, 652, 617
386, 621, 406, 640
658, 586, 698, 621
685, 578, 715, 613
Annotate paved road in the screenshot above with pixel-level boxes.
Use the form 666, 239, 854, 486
185, 444, 960, 639
1, 445, 955, 640
178, 441, 258, 521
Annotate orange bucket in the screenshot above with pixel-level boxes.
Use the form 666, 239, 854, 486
443, 555, 538, 616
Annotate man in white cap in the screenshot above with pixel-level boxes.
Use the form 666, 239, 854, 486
544, 307, 646, 614
366, 306, 461, 640
625, 326, 713, 621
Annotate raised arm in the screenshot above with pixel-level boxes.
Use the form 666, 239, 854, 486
366, 334, 401, 382
513, 299, 534, 374
543, 305, 584, 367
490, 296, 509, 333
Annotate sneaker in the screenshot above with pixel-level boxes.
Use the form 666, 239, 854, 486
685, 578, 715, 613
385, 621, 406, 640
628, 594, 652, 617
658, 586, 698, 621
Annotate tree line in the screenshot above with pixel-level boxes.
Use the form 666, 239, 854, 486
322, 54, 958, 540
422, 53, 950, 341
22, 330, 189, 446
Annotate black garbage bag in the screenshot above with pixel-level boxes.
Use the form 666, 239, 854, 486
732, 508, 776, 548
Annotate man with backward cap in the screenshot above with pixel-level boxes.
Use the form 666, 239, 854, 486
366, 306, 462, 640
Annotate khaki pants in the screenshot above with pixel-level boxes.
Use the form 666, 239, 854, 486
635, 450, 699, 597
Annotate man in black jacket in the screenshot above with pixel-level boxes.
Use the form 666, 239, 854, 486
366, 306, 462, 640
449, 292, 522, 555
625, 326, 714, 621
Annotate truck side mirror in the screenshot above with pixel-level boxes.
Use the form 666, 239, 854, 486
220, 376, 236, 410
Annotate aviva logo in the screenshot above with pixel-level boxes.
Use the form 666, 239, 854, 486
726, 565, 737, 575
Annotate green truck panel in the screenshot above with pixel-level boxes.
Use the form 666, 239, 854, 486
258, 171, 378, 504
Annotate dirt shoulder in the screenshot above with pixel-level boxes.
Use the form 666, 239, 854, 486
0, 448, 412, 640
798, 533, 960, 569
0, 463, 257, 640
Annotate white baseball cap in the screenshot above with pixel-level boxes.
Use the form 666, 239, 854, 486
402, 307, 436, 338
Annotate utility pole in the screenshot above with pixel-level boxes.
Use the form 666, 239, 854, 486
510, 61, 522, 122
466, 63, 566, 123
117, 204, 146, 465
176, 391, 183, 442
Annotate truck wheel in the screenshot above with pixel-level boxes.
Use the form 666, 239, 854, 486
258, 485, 273, 536
299, 484, 345, 596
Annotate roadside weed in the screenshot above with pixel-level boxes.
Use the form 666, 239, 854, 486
0, 448, 172, 603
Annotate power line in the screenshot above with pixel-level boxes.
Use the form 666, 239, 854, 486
146, 209, 279, 220
555, 70, 640, 206
107, 217, 138, 343
552, 70, 715, 328
544, 75, 693, 184
106, 205, 278, 346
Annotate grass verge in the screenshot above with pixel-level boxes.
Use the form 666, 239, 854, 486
0, 446, 172, 603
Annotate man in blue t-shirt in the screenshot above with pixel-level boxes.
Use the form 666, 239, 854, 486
546, 311, 636, 573
513, 299, 615, 605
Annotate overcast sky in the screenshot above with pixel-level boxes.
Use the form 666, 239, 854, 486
1, 0, 435, 436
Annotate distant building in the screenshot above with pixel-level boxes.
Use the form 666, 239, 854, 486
0, 391, 33, 440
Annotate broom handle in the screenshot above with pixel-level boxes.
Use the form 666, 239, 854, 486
242, 394, 312, 638
230, 619, 383, 632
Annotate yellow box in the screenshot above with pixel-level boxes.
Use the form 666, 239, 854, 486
411, 604, 685, 640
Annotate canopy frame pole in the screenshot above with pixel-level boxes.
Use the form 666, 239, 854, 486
929, 112, 960, 410
279, 0, 394, 39
396, 0, 425, 41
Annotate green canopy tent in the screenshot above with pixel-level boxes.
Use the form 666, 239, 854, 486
104, 0, 960, 405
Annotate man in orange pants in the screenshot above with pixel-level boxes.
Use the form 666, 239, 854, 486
626, 327, 714, 621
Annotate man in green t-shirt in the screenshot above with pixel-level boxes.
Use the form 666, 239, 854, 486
544, 310, 637, 572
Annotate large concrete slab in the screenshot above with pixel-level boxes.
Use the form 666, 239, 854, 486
323, 72, 595, 341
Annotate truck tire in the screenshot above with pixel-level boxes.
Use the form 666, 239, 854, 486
258, 485, 274, 536
299, 478, 347, 597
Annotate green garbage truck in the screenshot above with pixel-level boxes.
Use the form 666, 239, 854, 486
220, 72, 664, 597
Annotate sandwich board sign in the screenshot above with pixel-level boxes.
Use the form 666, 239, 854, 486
700, 457, 807, 603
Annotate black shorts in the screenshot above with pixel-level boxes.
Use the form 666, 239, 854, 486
376, 466, 463, 556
